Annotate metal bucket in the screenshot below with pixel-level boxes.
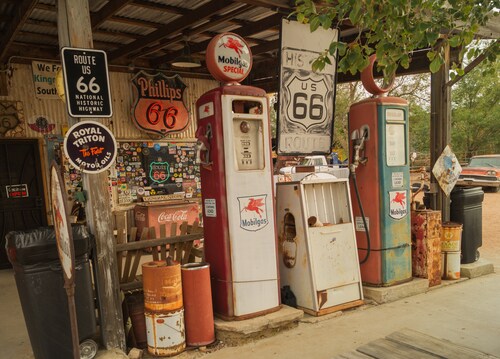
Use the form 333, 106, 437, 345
441, 251, 461, 280
142, 261, 183, 312
181, 262, 215, 347
145, 309, 186, 356
441, 222, 462, 252
125, 293, 147, 349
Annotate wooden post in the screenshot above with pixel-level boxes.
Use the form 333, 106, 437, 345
57, 0, 126, 351
430, 41, 451, 221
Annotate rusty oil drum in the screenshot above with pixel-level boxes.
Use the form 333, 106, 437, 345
142, 261, 185, 356
181, 263, 215, 347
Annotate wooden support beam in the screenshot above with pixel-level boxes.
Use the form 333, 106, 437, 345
57, 0, 126, 352
0, 0, 38, 63
108, 0, 238, 61
430, 41, 451, 221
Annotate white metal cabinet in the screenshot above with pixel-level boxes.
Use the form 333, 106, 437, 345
276, 173, 363, 315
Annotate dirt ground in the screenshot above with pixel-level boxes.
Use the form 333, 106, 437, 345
479, 191, 500, 265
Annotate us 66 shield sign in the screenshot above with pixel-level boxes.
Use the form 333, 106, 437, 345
61, 47, 112, 118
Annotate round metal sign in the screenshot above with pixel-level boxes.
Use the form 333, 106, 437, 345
63, 120, 117, 173
206, 33, 252, 83
51, 163, 75, 283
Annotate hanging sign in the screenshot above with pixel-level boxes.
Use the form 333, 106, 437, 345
277, 19, 337, 155
205, 33, 252, 83
28, 116, 56, 133
61, 47, 113, 117
63, 120, 117, 173
432, 145, 462, 196
131, 71, 189, 136
32, 61, 61, 99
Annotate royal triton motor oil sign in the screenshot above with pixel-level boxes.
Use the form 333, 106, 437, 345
131, 71, 189, 136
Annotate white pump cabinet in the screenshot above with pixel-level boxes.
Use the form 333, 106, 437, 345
276, 173, 364, 316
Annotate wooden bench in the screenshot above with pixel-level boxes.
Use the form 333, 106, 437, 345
115, 220, 204, 292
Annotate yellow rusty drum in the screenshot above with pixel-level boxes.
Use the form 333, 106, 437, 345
142, 261, 183, 312
441, 222, 462, 252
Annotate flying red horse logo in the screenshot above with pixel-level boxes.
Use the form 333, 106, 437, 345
220, 37, 244, 57
391, 191, 406, 207
241, 197, 264, 218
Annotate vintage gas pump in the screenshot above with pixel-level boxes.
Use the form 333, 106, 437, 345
348, 55, 412, 286
195, 33, 280, 319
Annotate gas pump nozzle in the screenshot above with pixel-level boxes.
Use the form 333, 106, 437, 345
349, 129, 368, 174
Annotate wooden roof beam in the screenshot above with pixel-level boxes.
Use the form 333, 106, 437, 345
91, 0, 133, 29
0, 0, 38, 63
135, 4, 253, 58
108, 0, 239, 61
155, 12, 283, 66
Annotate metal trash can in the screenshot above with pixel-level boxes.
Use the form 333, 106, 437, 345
450, 186, 484, 264
5, 225, 97, 359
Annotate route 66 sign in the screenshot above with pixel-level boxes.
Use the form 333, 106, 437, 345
278, 19, 338, 155
284, 73, 331, 130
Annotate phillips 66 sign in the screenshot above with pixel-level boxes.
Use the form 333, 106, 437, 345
277, 19, 338, 155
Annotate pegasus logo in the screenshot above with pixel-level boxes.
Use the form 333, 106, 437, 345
391, 191, 406, 207
241, 198, 264, 218
220, 37, 244, 57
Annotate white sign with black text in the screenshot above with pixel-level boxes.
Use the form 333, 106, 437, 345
278, 19, 338, 155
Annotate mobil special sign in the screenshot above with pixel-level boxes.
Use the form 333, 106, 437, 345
61, 47, 112, 118
277, 19, 338, 155
63, 121, 117, 173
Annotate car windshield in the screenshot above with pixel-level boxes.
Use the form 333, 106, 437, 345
468, 157, 500, 168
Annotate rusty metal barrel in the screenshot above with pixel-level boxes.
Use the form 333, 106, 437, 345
142, 260, 185, 356
181, 263, 215, 347
441, 222, 463, 280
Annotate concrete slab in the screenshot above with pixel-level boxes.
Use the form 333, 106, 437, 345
363, 278, 429, 304
460, 258, 495, 278
214, 305, 303, 346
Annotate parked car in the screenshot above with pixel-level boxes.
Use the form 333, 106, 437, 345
457, 154, 500, 192
279, 155, 338, 175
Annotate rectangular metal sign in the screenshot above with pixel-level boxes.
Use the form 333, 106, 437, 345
277, 19, 338, 155
61, 47, 113, 118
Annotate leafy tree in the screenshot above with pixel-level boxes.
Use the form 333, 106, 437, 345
451, 61, 500, 159
293, 0, 499, 79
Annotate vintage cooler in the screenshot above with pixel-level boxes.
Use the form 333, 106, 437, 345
134, 201, 199, 237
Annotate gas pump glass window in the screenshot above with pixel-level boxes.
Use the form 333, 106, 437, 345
385, 109, 406, 166
232, 100, 265, 171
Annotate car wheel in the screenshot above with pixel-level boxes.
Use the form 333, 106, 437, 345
484, 186, 499, 193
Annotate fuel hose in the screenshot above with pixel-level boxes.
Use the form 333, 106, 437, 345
351, 171, 371, 264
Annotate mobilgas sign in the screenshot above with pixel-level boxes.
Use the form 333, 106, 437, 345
64, 121, 117, 173
61, 47, 112, 118
206, 33, 252, 83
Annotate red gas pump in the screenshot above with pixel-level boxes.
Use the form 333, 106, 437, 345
196, 33, 280, 319
349, 55, 412, 286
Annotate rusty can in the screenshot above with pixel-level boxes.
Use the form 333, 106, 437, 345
441, 222, 462, 252
181, 263, 215, 347
145, 309, 186, 356
441, 251, 461, 280
142, 261, 183, 312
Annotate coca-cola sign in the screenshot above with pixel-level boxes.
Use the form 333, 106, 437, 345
131, 71, 189, 136
158, 210, 189, 223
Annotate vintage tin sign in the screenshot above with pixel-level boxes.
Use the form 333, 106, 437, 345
205, 33, 252, 83
63, 120, 117, 173
238, 195, 269, 231
131, 71, 189, 136
389, 190, 408, 219
148, 161, 170, 184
